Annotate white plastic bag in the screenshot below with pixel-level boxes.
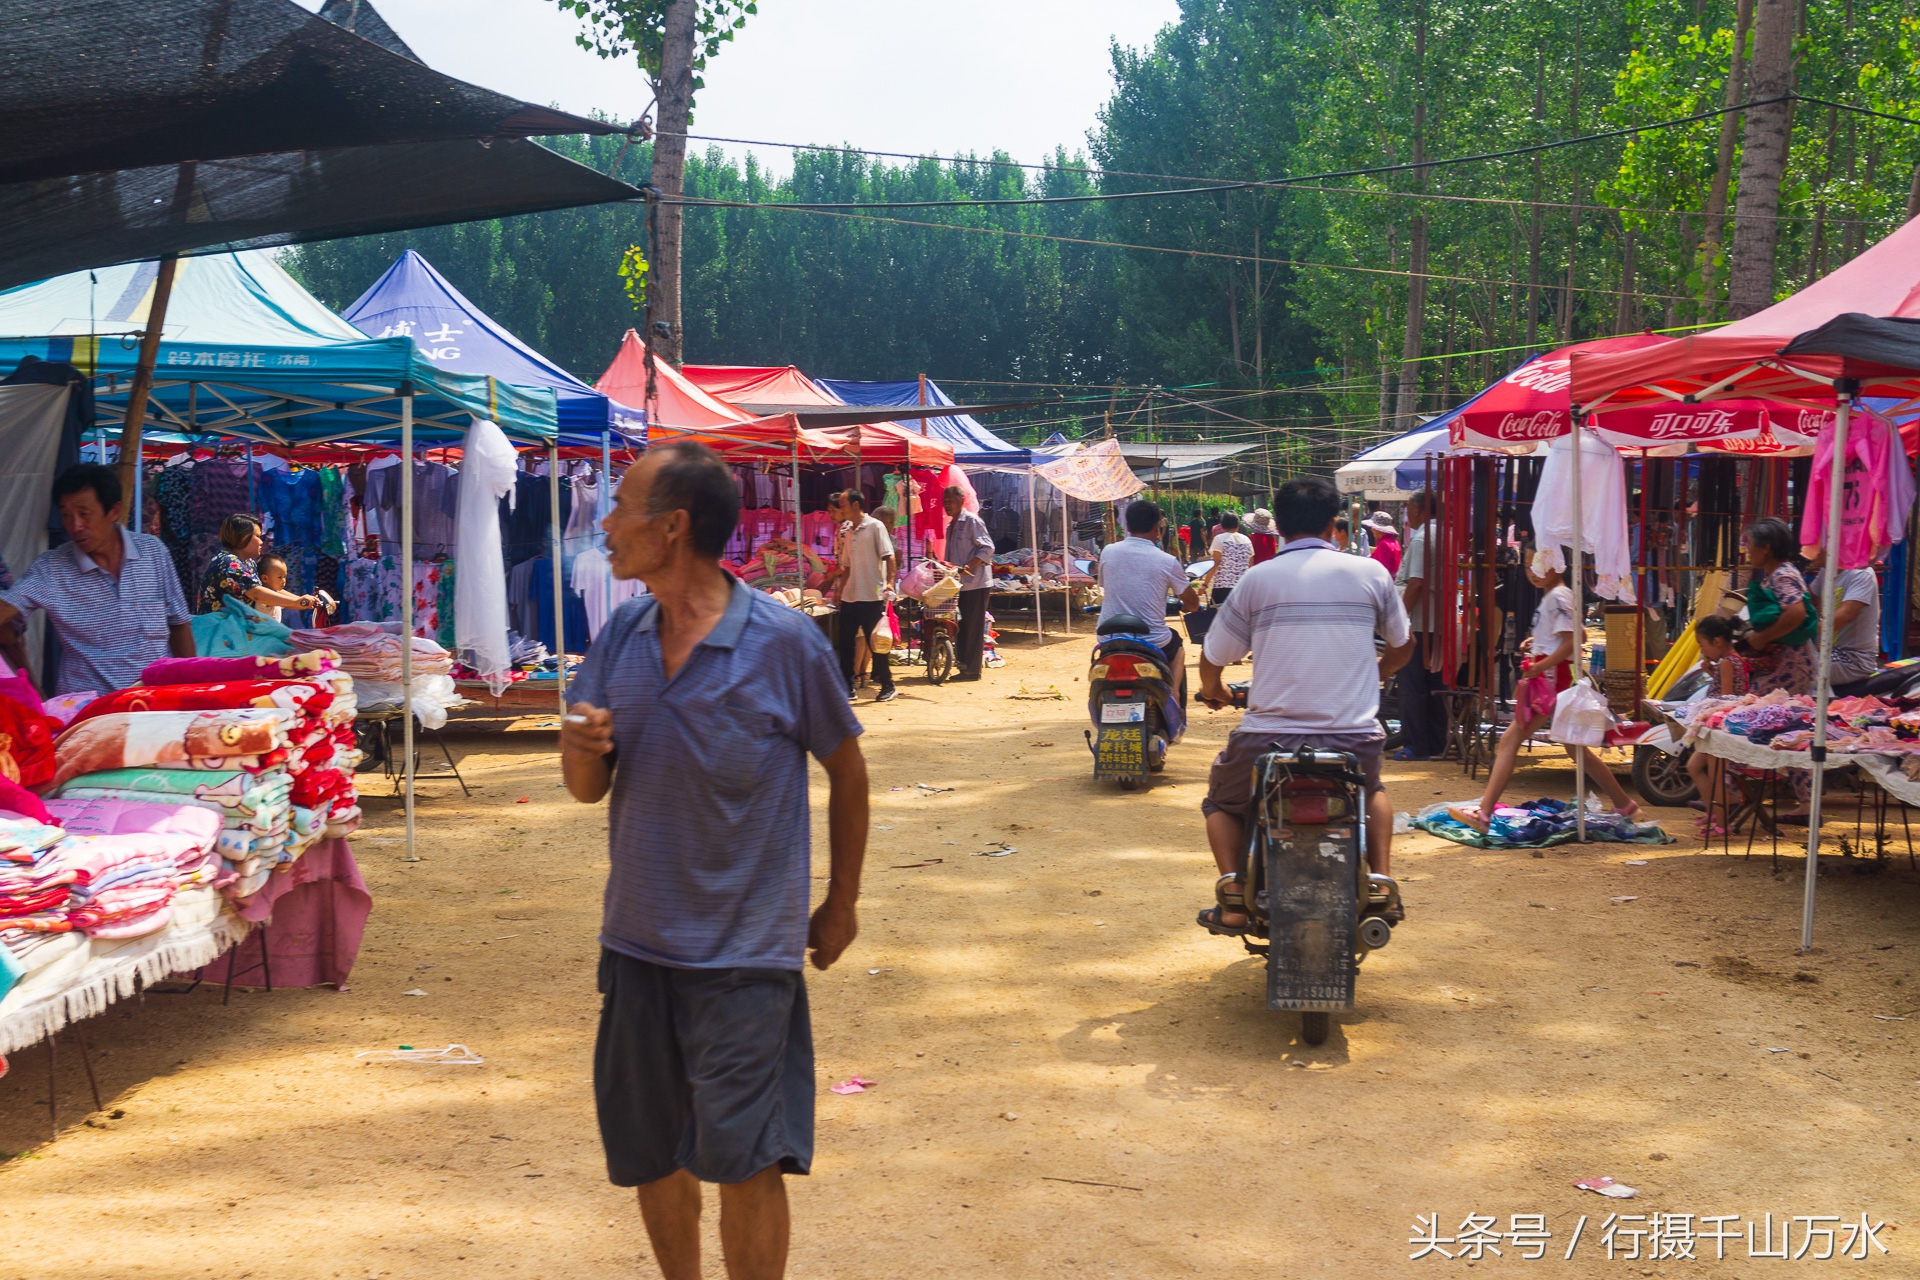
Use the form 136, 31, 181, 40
1550, 680, 1613, 747
922, 572, 962, 608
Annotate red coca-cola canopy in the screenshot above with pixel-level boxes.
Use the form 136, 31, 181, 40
1570, 216, 1920, 410
1448, 334, 1824, 454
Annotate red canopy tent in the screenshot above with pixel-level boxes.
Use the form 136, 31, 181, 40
1570, 217, 1920, 412
679, 363, 954, 466
1570, 220, 1920, 951
1451, 333, 1826, 454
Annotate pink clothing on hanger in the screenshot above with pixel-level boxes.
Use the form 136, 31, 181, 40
1801, 413, 1912, 570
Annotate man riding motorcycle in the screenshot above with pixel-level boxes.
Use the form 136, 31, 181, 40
1194, 475, 1415, 935
1097, 500, 1202, 707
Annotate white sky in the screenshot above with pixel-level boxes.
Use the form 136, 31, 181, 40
299, 0, 1180, 173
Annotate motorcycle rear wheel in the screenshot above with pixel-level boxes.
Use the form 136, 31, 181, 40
1117, 775, 1140, 791
1301, 1011, 1330, 1046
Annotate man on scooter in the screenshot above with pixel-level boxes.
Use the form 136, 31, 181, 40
1193, 475, 1415, 935
1097, 500, 1203, 707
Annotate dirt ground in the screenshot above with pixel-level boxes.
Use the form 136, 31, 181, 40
3, 623, 1918, 1277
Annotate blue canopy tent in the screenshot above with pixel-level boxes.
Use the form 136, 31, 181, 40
343, 250, 642, 446
812, 376, 1028, 466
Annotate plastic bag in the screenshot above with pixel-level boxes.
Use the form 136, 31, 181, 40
1550, 679, 1614, 746
897, 561, 941, 601
922, 573, 961, 608
872, 603, 897, 655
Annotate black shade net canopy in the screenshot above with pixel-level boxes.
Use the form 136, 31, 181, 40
1780, 313, 1920, 387
0, 141, 643, 294
0, 0, 621, 185
0, 0, 643, 293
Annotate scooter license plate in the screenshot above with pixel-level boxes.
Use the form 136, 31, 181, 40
1100, 702, 1146, 724
1093, 725, 1145, 776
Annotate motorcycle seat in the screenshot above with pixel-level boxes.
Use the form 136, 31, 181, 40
1094, 636, 1173, 669
1096, 612, 1152, 637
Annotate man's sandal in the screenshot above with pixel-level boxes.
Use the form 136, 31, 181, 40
1196, 906, 1251, 936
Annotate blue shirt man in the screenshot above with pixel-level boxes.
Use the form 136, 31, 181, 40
0, 463, 193, 692
561, 440, 869, 1277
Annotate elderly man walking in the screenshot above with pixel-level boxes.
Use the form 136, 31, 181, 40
561, 440, 870, 1280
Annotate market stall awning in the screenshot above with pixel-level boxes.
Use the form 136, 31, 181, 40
1032, 439, 1145, 501
816, 422, 956, 468
0, 0, 618, 186
0, 252, 559, 445
644, 411, 844, 462
1571, 217, 1920, 409
595, 329, 756, 432
812, 377, 1030, 465
343, 250, 642, 444
1451, 334, 1825, 453
1114, 440, 1259, 485
1336, 421, 1448, 497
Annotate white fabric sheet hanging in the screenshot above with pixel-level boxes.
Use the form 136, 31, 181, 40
453, 417, 518, 694
1531, 428, 1635, 604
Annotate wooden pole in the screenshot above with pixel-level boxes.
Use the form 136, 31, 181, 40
115, 256, 179, 523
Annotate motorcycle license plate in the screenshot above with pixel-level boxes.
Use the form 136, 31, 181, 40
1100, 702, 1146, 724
1263, 818, 1359, 1012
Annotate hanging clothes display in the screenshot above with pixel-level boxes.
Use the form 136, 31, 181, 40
1800, 412, 1914, 570
570, 546, 646, 641
454, 417, 517, 692
1530, 429, 1635, 604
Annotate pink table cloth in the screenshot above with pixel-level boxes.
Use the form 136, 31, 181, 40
223, 838, 370, 990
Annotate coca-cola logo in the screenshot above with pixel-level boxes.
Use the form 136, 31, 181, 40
1715, 425, 1782, 454
1797, 410, 1836, 432
1504, 356, 1573, 394
1495, 410, 1566, 439
1644, 409, 1738, 439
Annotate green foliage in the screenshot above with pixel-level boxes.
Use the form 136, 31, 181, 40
554, 0, 757, 90
617, 244, 650, 309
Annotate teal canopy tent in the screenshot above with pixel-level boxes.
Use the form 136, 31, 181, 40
0, 251, 559, 446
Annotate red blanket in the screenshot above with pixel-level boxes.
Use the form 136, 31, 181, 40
0, 693, 64, 789
71, 680, 337, 725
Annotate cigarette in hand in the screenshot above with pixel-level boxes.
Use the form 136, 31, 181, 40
563, 714, 588, 724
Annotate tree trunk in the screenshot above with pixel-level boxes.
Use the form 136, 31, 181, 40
1226, 266, 1242, 373
1526, 53, 1545, 347
1614, 223, 1636, 332
1727, 0, 1796, 319
1393, 13, 1428, 432
647, 0, 699, 365
1698, 0, 1754, 323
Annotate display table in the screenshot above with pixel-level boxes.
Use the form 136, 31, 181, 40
1688, 725, 1920, 808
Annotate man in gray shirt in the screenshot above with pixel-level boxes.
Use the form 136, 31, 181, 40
1812, 560, 1882, 689
832, 490, 899, 703
562, 441, 869, 1280
940, 486, 994, 680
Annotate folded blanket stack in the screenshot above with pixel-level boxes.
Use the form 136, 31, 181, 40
45, 664, 362, 905
290, 623, 453, 682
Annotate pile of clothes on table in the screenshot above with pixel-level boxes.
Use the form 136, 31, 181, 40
1680, 689, 1920, 756
990, 548, 1097, 589
1415, 798, 1675, 849
290, 621, 460, 728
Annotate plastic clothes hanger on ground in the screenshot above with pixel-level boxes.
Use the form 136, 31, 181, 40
355, 1044, 485, 1065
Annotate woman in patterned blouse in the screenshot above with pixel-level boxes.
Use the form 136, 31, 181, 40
199, 514, 318, 615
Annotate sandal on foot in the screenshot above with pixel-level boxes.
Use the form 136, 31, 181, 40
1196, 906, 1251, 937
1445, 802, 1490, 834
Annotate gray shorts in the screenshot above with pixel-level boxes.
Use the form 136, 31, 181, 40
594, 949, 814, 1186
1201, 729, 1386, 819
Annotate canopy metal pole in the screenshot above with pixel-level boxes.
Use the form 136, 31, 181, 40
1061, 488, 1072, 636
551, 443, 566, 721
790, 436, 801, 544
1802, 385, 1855, 951
245, 442, 254, 514
1570, 422, 1587, 843
601, 430, 614, 635
400, 387, 418, 864
1027, 467, 1043, 641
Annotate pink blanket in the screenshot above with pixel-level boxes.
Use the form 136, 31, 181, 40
43, 797, 222, 856
140, 651, 340, 686
232, 837, 370, 990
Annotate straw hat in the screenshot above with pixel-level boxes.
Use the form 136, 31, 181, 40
1245, 508, 1277, 534
1362, 511, 1398, 535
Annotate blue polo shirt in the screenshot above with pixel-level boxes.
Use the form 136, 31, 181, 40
1, 529, 191, 694
567, 577, 862, 970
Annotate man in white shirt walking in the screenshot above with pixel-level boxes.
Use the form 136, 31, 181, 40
1098, 500, 1202, 706
1195, 475, 1415, 934
1391, 488, 1446, 760
832, 490, 899, 703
